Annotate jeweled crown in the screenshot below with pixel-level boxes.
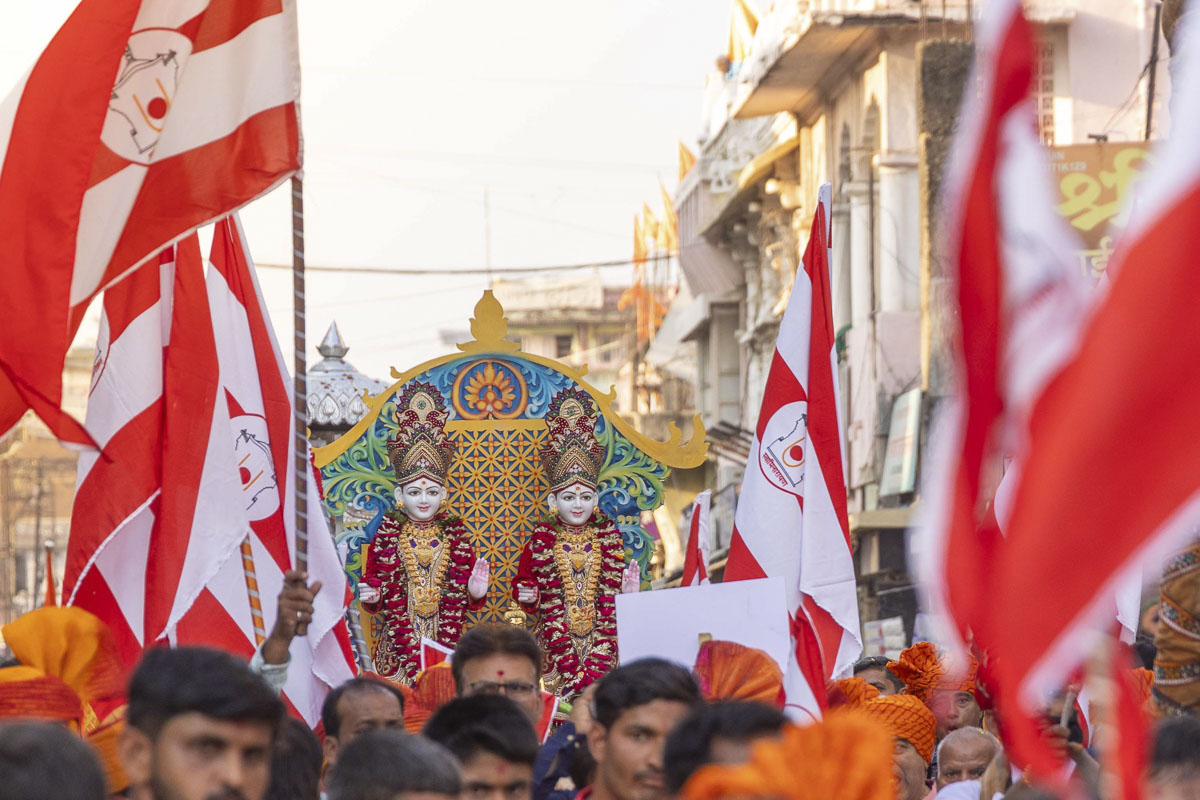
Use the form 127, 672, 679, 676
540, 388, 604, 493
387, 383, 454, 486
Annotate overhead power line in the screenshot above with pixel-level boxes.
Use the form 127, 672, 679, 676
254, 252, 676, 277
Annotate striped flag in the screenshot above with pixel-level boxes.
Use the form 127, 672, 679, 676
0, 0, 300, 445
914, 0, 1088, 658
981, 0, 1200, 774
681, 490, 712, 587
725, 184, 860, 720
66, 218, 355, 725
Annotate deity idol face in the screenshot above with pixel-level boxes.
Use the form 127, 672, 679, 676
396, 477, 445, 522
549, 482, 597, 527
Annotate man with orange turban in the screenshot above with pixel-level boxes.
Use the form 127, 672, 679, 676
861, 694, 938, 800
679, 713, 894, 800
692, 640, 784, 707
0, 606, 128, 794
889, 641, 986, 738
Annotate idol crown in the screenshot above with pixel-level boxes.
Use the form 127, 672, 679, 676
388, 382, 454, 486
540, 388, 604, 493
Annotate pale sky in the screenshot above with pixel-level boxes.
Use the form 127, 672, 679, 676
2, 0, 731, 379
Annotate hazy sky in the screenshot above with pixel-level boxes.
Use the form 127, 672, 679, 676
1, 0, 731, 379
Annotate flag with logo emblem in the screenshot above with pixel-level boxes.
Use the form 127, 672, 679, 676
724, 184, 860, 720
0, 0, 300, 445
67, 217, 355, 725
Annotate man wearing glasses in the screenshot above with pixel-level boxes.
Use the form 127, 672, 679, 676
452, 624, 548, 726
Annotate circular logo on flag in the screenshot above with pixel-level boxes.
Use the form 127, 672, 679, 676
232, 414, 279, 521
101, 29, 193, 165
757, 400, 808, 497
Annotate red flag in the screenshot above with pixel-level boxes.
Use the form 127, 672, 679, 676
0, 0, 301, 445
724, 184, 859, 719
987, 4, 1200, 768
916, 0, 1087, 660
681, 490, 712, 587
67, 218, 356, 725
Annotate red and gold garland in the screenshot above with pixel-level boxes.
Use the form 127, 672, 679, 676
362, 509, 477, 685
525, 510, 624, 697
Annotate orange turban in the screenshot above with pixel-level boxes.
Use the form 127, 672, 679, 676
694, 641, 784, 707
682, 714, 893, 800
403, 662, 457, 733
0, 668, 82, 723
888, 641, 983, 706
0, 607, 129, 793
829, 676, 881, 710
860, 694, 937, 764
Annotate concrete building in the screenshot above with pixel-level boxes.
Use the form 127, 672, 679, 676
0, 344, 92, 625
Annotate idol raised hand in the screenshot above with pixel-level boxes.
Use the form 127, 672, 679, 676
468, 557, 490, 599
621, 562, 641, 594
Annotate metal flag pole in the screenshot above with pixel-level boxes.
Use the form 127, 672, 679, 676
292, 176, 310, 595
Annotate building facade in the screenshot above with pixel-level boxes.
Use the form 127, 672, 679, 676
653, 0, 1167, 635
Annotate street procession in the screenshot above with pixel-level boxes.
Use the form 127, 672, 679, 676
3, 0, 1200, 798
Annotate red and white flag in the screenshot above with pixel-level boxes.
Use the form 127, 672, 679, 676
0, 0, 300, 445
914, 0, 1088, 657
725, 184, 860, 720
681, 490, 713, 587
916, 0, 1176, 779
66, 218, 355, 725
982, 0, 1200, 773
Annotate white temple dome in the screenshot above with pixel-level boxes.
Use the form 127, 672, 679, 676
307, 322, 388, 440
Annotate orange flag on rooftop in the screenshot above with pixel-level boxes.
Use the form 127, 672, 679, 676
633, 214, 648, 265
679, 141, 697, 182
660, 182, 679, 254
642, 203, 660, 252
727, 0, 760, 63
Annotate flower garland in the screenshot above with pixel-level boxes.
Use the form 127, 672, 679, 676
361, 508, 475, 685
527, 509, 624, 697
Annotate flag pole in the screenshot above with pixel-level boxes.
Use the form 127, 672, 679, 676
292, 175, 309, 585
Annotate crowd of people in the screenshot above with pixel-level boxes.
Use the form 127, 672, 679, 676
2, 575, 1200, 800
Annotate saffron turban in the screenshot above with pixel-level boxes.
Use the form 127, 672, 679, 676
681, 714, 894, 800
403, 663, 456, 732
0, 607, 129, 793
860, 694, 937, 764
0, 668, 82, 723
888, 641, 986, 708
693, 640, 784, 707
828, 676, 881, 710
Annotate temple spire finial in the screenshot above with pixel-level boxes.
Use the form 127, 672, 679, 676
318, 321, 349, 359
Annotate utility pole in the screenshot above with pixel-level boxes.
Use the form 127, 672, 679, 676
31, 461, 44, 610
0, 461, 11, 626
483, 185, 494, 287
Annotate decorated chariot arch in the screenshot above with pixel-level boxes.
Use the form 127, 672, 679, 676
314, 291, 708, 664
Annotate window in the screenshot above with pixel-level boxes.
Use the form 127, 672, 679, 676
555, 334, 573, 358
595, 332, 621, 364
1034, 41, 1056, 145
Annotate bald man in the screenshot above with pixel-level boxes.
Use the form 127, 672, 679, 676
936, 728, 999, 790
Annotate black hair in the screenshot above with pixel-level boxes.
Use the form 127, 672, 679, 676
452, 623, 543, 692
423, 694, 539, 766
327, 729, 462, 800
265, 716, 323, 800
127, 646, 284, 738
663, 701, 786, 794
0, 722, 107, 800
1151, 715, 1200, 781
592, 657, 702, 730
852, 656, 904, 692
321, 676, 407, 740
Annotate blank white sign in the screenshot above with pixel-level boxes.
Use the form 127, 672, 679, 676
615, 577, 791, 673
